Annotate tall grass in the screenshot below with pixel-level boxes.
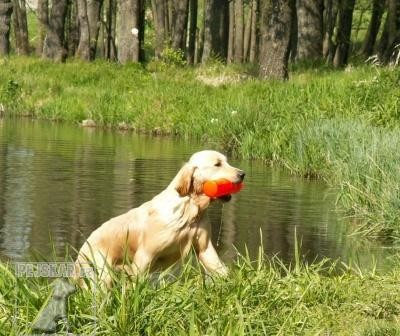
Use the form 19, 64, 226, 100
1, 253, 399, 335
1, 57, 400, 238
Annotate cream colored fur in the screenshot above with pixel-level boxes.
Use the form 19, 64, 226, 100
74, 150, 245, 287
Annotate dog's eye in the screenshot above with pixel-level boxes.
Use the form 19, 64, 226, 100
214, 162, 222, 167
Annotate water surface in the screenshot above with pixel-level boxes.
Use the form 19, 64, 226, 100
0, 118, 395, 270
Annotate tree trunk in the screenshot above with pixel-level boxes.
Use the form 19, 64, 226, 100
105, 0, 117, 60
36, 0, 48, 55
87, 0, 103, 59
322, 0, 338, 61
0, 0, 13, 56
243, 2, 252, 61
289, 0, 297, 60
76, 0, 91, 60
42, 0, 69, 61
202, 0, 229, 62
382, 0, 400, 62
118, 0, 140, 63
227, 0, 234, 63
12, 0, 29, 55
171, 0, 188, 50
138, 0, 145, 61
66, 0, 79, 57
259, 0, 293, 80
249, 0, 258, 62
296, 0, 323, 60
333, 0, 355, 67
361, 0, 384, 57
153, 0, 166, 57
187, 0, 197, 64
233, 0, 244, 62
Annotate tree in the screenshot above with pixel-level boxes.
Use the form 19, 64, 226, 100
202, 0, 229, 62
87, 0, 103, 58
152, 0, 167, 58
259, 0, 293, 80
381, 0, 400, 62
42, 0, 69, 61
171, 0, 189, 51
76, 0, 91, 60
333, 0, 356, 67
249, 0, 259, 63
36, 0, 48, 55
118, 0, 141, 63
361, 0, 384, 57
12, 0, 29, 55
104, 0, 117, 60
322, 0, 338, 61
296, 0, 323, 60
187, 0, 197, 64
233, 0, 244, 62
0, 0, 13, 56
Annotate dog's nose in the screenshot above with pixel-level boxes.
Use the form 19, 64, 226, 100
237, 170, 246, 181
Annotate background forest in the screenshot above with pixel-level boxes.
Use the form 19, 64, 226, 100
0, 0, 399, 79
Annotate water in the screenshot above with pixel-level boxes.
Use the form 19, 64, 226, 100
0, 118, 395, 270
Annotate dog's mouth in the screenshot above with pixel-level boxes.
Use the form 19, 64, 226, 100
217, 195, 232, 202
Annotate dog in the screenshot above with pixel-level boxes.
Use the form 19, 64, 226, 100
74, 150, 245, 287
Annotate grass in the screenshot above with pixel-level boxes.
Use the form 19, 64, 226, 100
1, 57, 400, 240
1, 252, 400, 335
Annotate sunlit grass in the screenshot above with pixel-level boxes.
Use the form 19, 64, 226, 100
1, 57, 400, 239
1, 252, 399, 335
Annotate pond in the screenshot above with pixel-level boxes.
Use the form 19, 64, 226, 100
0, 118, 395, 271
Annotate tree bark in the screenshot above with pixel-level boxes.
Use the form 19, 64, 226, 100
66, 0, 79, 57
187, 0, 197, 64
76, 0, 91, 60
333, 0, 355, 67
249, 0, 258, 62
296, 0, 323, 60
259, 0, 293, 80
171, 0, 189, 50
382, 0, 400, 62
105, 0, 117, 60
202, 0, 229, 62
233, 0, 244, 62
12, 0, 29, 55
243, 2, 252, 61
153, 0, 166, 58
0, 0, 13, 56
118, 0, 140, 63
87, 0, 103, 58
322, 0, 338, 61
42, 0, 69, 61
36, 0, 48, 55
227, 0, 234, 63
361, 0, 384, 57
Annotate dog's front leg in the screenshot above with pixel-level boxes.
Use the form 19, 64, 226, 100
198, 240, 228, 276
194, 221, 228, 276
127, 248, 153, 276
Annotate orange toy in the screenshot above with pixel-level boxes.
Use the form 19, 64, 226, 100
203, 179, 244, 198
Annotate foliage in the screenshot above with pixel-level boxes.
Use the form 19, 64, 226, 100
1, 253, 399, 335
1, 58, 400, 239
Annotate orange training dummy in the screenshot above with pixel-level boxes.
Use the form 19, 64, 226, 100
203, 179, 244, 198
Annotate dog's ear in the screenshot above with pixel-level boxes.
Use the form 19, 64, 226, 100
174, 163, 195, 197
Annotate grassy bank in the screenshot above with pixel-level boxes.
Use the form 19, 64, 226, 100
1, 254, 400, 335
1, 57, 400, 239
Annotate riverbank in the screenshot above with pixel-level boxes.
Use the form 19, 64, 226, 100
1, 57, 400, 239
1, 254, 399, 335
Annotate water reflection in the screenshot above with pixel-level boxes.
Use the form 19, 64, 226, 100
0, 118, 395, 270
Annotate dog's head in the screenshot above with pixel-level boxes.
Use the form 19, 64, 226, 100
174, 150, 245, 202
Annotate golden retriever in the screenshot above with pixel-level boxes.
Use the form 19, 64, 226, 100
74, 150, 245, 287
